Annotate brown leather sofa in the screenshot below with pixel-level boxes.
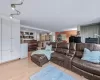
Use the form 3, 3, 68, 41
64, 43, 76, 70
31, 42, 57, 67
51, 42, 76, 69
50, 42, 57, 51
31, 54, 49, 67
51, 42, 69, 67
51, 42, 100, 80
72, 43, 100, 80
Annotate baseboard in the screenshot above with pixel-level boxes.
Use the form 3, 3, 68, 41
0, 58, 20, 65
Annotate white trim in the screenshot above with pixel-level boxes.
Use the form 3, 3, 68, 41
20, 29, 35, 33
21, 25, 51, 32
62, 27, 77, 31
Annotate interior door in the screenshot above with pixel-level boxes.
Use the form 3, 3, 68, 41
11, 19, 20, 60
0, 18, 1, 63
1, 17, 12, 62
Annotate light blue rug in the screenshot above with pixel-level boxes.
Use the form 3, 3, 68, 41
30, 65, 76, 80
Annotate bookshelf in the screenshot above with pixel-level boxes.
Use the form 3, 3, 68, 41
20, 31, 34, 40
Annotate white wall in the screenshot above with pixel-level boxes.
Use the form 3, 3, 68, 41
77, 26, 80, 31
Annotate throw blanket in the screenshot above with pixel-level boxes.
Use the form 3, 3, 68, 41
30, 65, 75, 80
31, 50, 54, 60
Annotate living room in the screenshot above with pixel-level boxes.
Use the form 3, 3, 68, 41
0, 0, 100, 80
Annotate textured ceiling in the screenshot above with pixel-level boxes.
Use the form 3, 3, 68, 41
0, 0, 100, 31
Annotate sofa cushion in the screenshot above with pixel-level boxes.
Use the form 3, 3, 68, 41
57, 42, 69, 49
76, 43, 94, 58
93, 44, 100, 51
55, 48, 63, 53
50, 42, 57, 48
51, 52, 65, 61
50, 42, 57, 51
55, 48, 69, 55
72, 57, 100, 76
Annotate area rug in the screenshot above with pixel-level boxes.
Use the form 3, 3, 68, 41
30, 65, 75, 80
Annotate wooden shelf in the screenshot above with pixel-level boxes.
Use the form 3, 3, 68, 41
20, 31, 34, 40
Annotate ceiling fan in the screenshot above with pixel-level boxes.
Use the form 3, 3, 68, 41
10, 0, 24, 19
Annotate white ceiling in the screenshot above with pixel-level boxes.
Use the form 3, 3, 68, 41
0, 0, 100, 31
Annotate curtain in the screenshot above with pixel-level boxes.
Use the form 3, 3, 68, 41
80, 25, 100, 43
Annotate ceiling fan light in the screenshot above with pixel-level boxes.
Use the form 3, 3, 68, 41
11, 4, 15, 10
10, 0, 24, 18
10, 15, 13, 19
12, 7, 15, 10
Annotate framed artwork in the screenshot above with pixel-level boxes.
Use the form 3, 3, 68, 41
61, 34, 66, 40
57, 34, 67, 41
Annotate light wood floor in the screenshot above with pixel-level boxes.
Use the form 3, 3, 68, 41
0, 58, 87, 80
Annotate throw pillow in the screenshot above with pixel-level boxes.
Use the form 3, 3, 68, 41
81, 48, 100, 63
45, 45, 52, 51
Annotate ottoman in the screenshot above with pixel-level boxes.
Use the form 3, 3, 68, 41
31, 54, 49, 67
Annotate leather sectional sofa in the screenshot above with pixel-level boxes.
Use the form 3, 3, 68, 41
50, 42, 100, 80
51, 42, 76, 69
31, 42, 57, 67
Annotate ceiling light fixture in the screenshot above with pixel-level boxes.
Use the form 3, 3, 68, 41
11, 4, 15, 10
10, 0, 24, 19
12, 7, 15, 10
10, 15, 13, 19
